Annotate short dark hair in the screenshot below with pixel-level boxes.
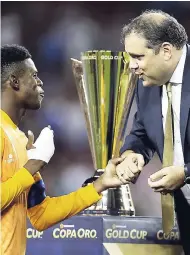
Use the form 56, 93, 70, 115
1, 44, 32, 87
122, 10, 188, 53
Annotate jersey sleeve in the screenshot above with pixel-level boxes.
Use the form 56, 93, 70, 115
27, 181, 101, 231
1, 127, 35, 211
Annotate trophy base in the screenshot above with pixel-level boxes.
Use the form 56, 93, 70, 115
80, 170, 135, 216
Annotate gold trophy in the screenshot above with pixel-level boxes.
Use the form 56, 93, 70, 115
71, 51, 138, 216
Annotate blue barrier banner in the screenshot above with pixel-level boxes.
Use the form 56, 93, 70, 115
102, 217, 182, 255
103, 216, 180, 244
26, 216, 183, 255
26, 216, 103, 255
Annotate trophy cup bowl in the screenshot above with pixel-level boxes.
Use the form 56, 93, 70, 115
71, 51, 138, 216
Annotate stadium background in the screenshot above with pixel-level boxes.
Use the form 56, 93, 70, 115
1, 0, 190, 217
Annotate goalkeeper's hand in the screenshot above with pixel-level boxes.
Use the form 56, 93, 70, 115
24, 126, 55, 175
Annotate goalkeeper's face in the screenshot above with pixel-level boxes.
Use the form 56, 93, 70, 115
18, 58, 45, 110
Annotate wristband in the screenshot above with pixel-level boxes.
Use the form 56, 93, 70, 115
184, 164, 190, 184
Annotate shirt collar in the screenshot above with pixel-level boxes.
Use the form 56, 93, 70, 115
169, 45, 187, 84
0, 109, 18, 129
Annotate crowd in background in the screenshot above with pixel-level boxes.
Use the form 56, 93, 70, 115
2, 1, 190, 216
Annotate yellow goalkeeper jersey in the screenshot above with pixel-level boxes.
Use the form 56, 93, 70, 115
0, 109, 101, 255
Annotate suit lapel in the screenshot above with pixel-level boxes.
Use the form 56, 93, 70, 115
180, 45, 190, 152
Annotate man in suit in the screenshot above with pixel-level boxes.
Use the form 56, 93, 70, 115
116, 10, 190, 254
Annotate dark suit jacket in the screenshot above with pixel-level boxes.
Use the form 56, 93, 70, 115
120, 44, 190, 253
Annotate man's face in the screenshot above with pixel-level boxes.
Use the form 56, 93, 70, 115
125, 33, 171, 86
18, 58, 44, 109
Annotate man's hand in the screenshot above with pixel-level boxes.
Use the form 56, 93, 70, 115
27, 126, 55, 163
93, 158, 125, 193
24, 126, 55, 176
116, 152, 145, 183
148, 166, 185, 192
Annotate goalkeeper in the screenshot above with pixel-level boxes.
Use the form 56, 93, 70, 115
1, 44, 125, 255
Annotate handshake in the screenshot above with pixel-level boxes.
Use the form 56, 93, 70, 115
24, 126, 144, 193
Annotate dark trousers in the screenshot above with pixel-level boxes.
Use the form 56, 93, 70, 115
175, 186, 190, 255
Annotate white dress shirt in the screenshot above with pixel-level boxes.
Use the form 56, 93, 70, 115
162, 45, 187, 166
